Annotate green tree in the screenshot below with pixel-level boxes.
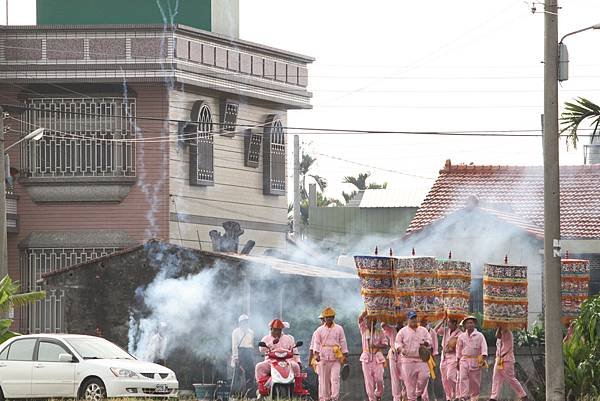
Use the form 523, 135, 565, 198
564, 295, 600, 400
342, 172, 388, 204
289, 152, 341, 228
0, 276, 46, 343
560, 97, 600, 148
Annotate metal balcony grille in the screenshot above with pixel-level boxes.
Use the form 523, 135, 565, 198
22, 97, 136, 178
21, 247, 118, 333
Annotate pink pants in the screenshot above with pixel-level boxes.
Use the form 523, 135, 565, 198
361, 360, 385, 401
402, 360, 429, 401
390, 358, 405, 401
318, 360, 341, 401
458, 361, 482, 401
441, 358, 458, 400
255, 359, 301, 382
490, 360, 526, 400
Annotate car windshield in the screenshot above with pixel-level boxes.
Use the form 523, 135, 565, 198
65, 337, 134, 360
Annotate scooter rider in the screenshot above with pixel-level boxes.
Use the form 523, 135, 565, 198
255, 319, 302, 396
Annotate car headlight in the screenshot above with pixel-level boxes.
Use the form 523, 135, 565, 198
110, 367, 139, 378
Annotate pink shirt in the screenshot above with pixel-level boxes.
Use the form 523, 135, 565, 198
437, 327, 461, 362
382, 324, 399, 361
395, 325, 430, 361
259, 334, 296, 359
496, 330, 515, 363
313, 323, 349, 361
456, 329, 488, 369
359, 317, 386, 363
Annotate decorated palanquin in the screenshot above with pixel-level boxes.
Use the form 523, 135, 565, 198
355, 254, 445, 322
561, 258, 590, 327
437, 259, 471, 321
406, 256, 445, 321
355, 255, 397, 322
482, 262, 528, 329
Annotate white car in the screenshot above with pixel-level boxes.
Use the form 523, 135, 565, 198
0, 334, 178, 400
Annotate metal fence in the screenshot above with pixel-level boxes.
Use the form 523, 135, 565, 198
21, 247, 118, 333
21, 97, 136, 178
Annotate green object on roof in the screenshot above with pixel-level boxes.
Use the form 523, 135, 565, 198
36, 0, 211, 30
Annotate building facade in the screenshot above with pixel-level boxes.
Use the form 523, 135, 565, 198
0, 21, 312, 333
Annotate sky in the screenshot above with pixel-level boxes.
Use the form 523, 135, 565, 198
4, 0, 600, 203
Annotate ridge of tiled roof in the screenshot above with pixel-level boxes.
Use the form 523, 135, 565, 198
407, 160, 600, 239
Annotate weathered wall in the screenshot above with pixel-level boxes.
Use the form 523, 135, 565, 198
168, 86, 289, 254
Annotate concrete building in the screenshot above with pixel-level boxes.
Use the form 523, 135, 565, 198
0, 1, 313, 333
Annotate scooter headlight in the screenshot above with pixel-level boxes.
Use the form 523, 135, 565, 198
275, 351, 288, 358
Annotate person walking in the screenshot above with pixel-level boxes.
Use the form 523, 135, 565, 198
456, 316, 488, 401
489, 327, 528, 401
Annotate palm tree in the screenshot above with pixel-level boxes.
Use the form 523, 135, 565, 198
342, 172, 388, 204
560, 97, 600, 148
0, 276, 46, 343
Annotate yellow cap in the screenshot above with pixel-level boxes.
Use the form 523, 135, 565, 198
321, 307, 336, 318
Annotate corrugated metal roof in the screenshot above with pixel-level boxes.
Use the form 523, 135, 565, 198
41, 240, 357, 280
358, 188, 425, 208
233, 254, 357, 279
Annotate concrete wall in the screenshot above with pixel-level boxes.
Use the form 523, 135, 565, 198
168, 86, 289, 254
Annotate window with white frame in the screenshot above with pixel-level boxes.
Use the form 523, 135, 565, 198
21, 97, 136, 178
263, 115, 286, 195
189, 101, 214, 186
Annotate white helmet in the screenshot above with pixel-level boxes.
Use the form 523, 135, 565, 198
238, 314, 249, 323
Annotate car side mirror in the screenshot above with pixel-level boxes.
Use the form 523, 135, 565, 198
58, 353, 73, 362
258, 342, 267, 348
295, 341, 304, 347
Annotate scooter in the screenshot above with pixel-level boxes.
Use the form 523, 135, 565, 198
257, 340, 309, 400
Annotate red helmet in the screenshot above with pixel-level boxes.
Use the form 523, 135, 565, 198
270, 319, 285, 329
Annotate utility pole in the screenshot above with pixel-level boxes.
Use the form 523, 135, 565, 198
0, 107, 7, 279
293, 135, 302, 240
543, 1, 565, 400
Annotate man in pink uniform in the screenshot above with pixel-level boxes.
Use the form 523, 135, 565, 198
490, 327, 528, 401
313, 307, 349, 401
456, 316, 488, 401
382, 321, 405, 401
420, 317, 439, 401
437, 318, 461, 401
359, 311, 386, 401
395, 311, 431, 401
255, 319, 301, 396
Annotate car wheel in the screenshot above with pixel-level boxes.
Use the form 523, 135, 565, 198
79, 378, 107, 401
0, 386, 5, 401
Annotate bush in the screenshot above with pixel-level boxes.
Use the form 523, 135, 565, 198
564, 295, 600, 400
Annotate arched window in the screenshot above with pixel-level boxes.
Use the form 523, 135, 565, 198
189, 101, 214, 186
263, 115, 286, 195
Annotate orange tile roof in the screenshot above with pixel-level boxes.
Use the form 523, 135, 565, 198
406, 160, 600, 239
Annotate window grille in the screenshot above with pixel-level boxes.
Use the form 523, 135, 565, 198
21, 97, 136, 178
263, 115, 286, 195
244, 129, 262, 168
220, 100, 239, 136
189, 101, 214, 186
20, 247, 118, 334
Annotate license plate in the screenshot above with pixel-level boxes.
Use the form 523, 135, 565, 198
155, 384, 169, 393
